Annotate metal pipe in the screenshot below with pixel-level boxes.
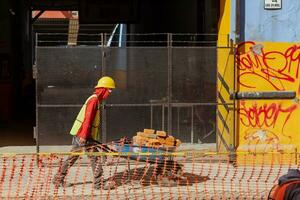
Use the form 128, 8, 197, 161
107, 24, 119, 47
38, 102, 233, 107
231, 91, 296, 100
118, 24, 123, 47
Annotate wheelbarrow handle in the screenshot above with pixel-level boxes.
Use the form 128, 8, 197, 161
93, 140, 117, 153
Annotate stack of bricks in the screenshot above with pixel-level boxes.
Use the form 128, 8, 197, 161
133, 129, 181, 147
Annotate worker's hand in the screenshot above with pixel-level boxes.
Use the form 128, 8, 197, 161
79, 137, 86, 145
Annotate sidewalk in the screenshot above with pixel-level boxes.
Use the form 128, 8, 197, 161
0, 143, 283, 199
0, 143, 216, 153
0, 153, 281, 199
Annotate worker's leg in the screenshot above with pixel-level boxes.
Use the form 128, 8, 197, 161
54, 154, 79, 184
87, 146, 104, 188
53, 137, 82, 185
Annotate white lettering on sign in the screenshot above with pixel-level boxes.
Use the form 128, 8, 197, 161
265, 0, 282, 9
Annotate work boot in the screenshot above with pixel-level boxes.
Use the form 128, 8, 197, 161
103, 180, 116, 190
94, 180, 116, 190
52, 177, 67, 188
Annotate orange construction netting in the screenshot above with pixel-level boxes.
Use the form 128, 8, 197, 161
0, 148, 298, 199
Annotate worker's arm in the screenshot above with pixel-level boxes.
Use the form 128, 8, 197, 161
76, 97, 98, 142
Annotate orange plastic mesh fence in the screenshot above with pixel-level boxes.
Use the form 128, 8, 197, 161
0, 151, 298, 199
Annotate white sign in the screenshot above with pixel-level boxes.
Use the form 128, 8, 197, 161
265, 0, 282, 9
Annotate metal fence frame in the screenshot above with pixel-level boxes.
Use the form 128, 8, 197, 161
35, 33, 231, 151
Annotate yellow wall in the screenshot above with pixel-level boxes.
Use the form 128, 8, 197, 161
217, 0, 235, 152
236, 41, 300, 153
218, 0, 230, 46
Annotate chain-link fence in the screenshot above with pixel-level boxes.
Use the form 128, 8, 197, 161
35, 33, 220, 146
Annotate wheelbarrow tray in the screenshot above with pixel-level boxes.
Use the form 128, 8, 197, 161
111, 143, 176, 163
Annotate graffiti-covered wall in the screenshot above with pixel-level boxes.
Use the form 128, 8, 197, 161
236, 41, 300, 153
217, 0, 300, 153
236, 0, 300, 153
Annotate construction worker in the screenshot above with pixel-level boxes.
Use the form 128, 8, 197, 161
52, 76, 116, 190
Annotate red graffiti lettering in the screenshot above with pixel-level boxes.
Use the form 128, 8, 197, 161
238, 101, 297, 128
236, 41, 300, 90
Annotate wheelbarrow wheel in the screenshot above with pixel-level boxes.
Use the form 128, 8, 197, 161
157, 174, 177, 187
155, 162, 185, 185
158, 161, 183, 175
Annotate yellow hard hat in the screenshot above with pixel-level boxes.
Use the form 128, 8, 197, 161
95, 76, 116, 89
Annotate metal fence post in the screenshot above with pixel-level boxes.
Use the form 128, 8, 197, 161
167, 33, 173, 135
191, 105, 194, 143
101, 33, 107, 143
35, 33, 39, 156
232, 39, 236, 151
35, 33, 40, 166
150, 104, 153, 129
162, 104, 165, 131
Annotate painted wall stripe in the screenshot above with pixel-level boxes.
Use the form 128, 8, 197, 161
218, 72, 230, 95
217, 110, 230, 134
218, 92, 230, 113
217, 127, 230, 151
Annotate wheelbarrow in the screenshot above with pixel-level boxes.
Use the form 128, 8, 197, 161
103, 139, 185, 186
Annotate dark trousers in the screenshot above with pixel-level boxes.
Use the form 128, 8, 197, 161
54, 136, 103, 187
